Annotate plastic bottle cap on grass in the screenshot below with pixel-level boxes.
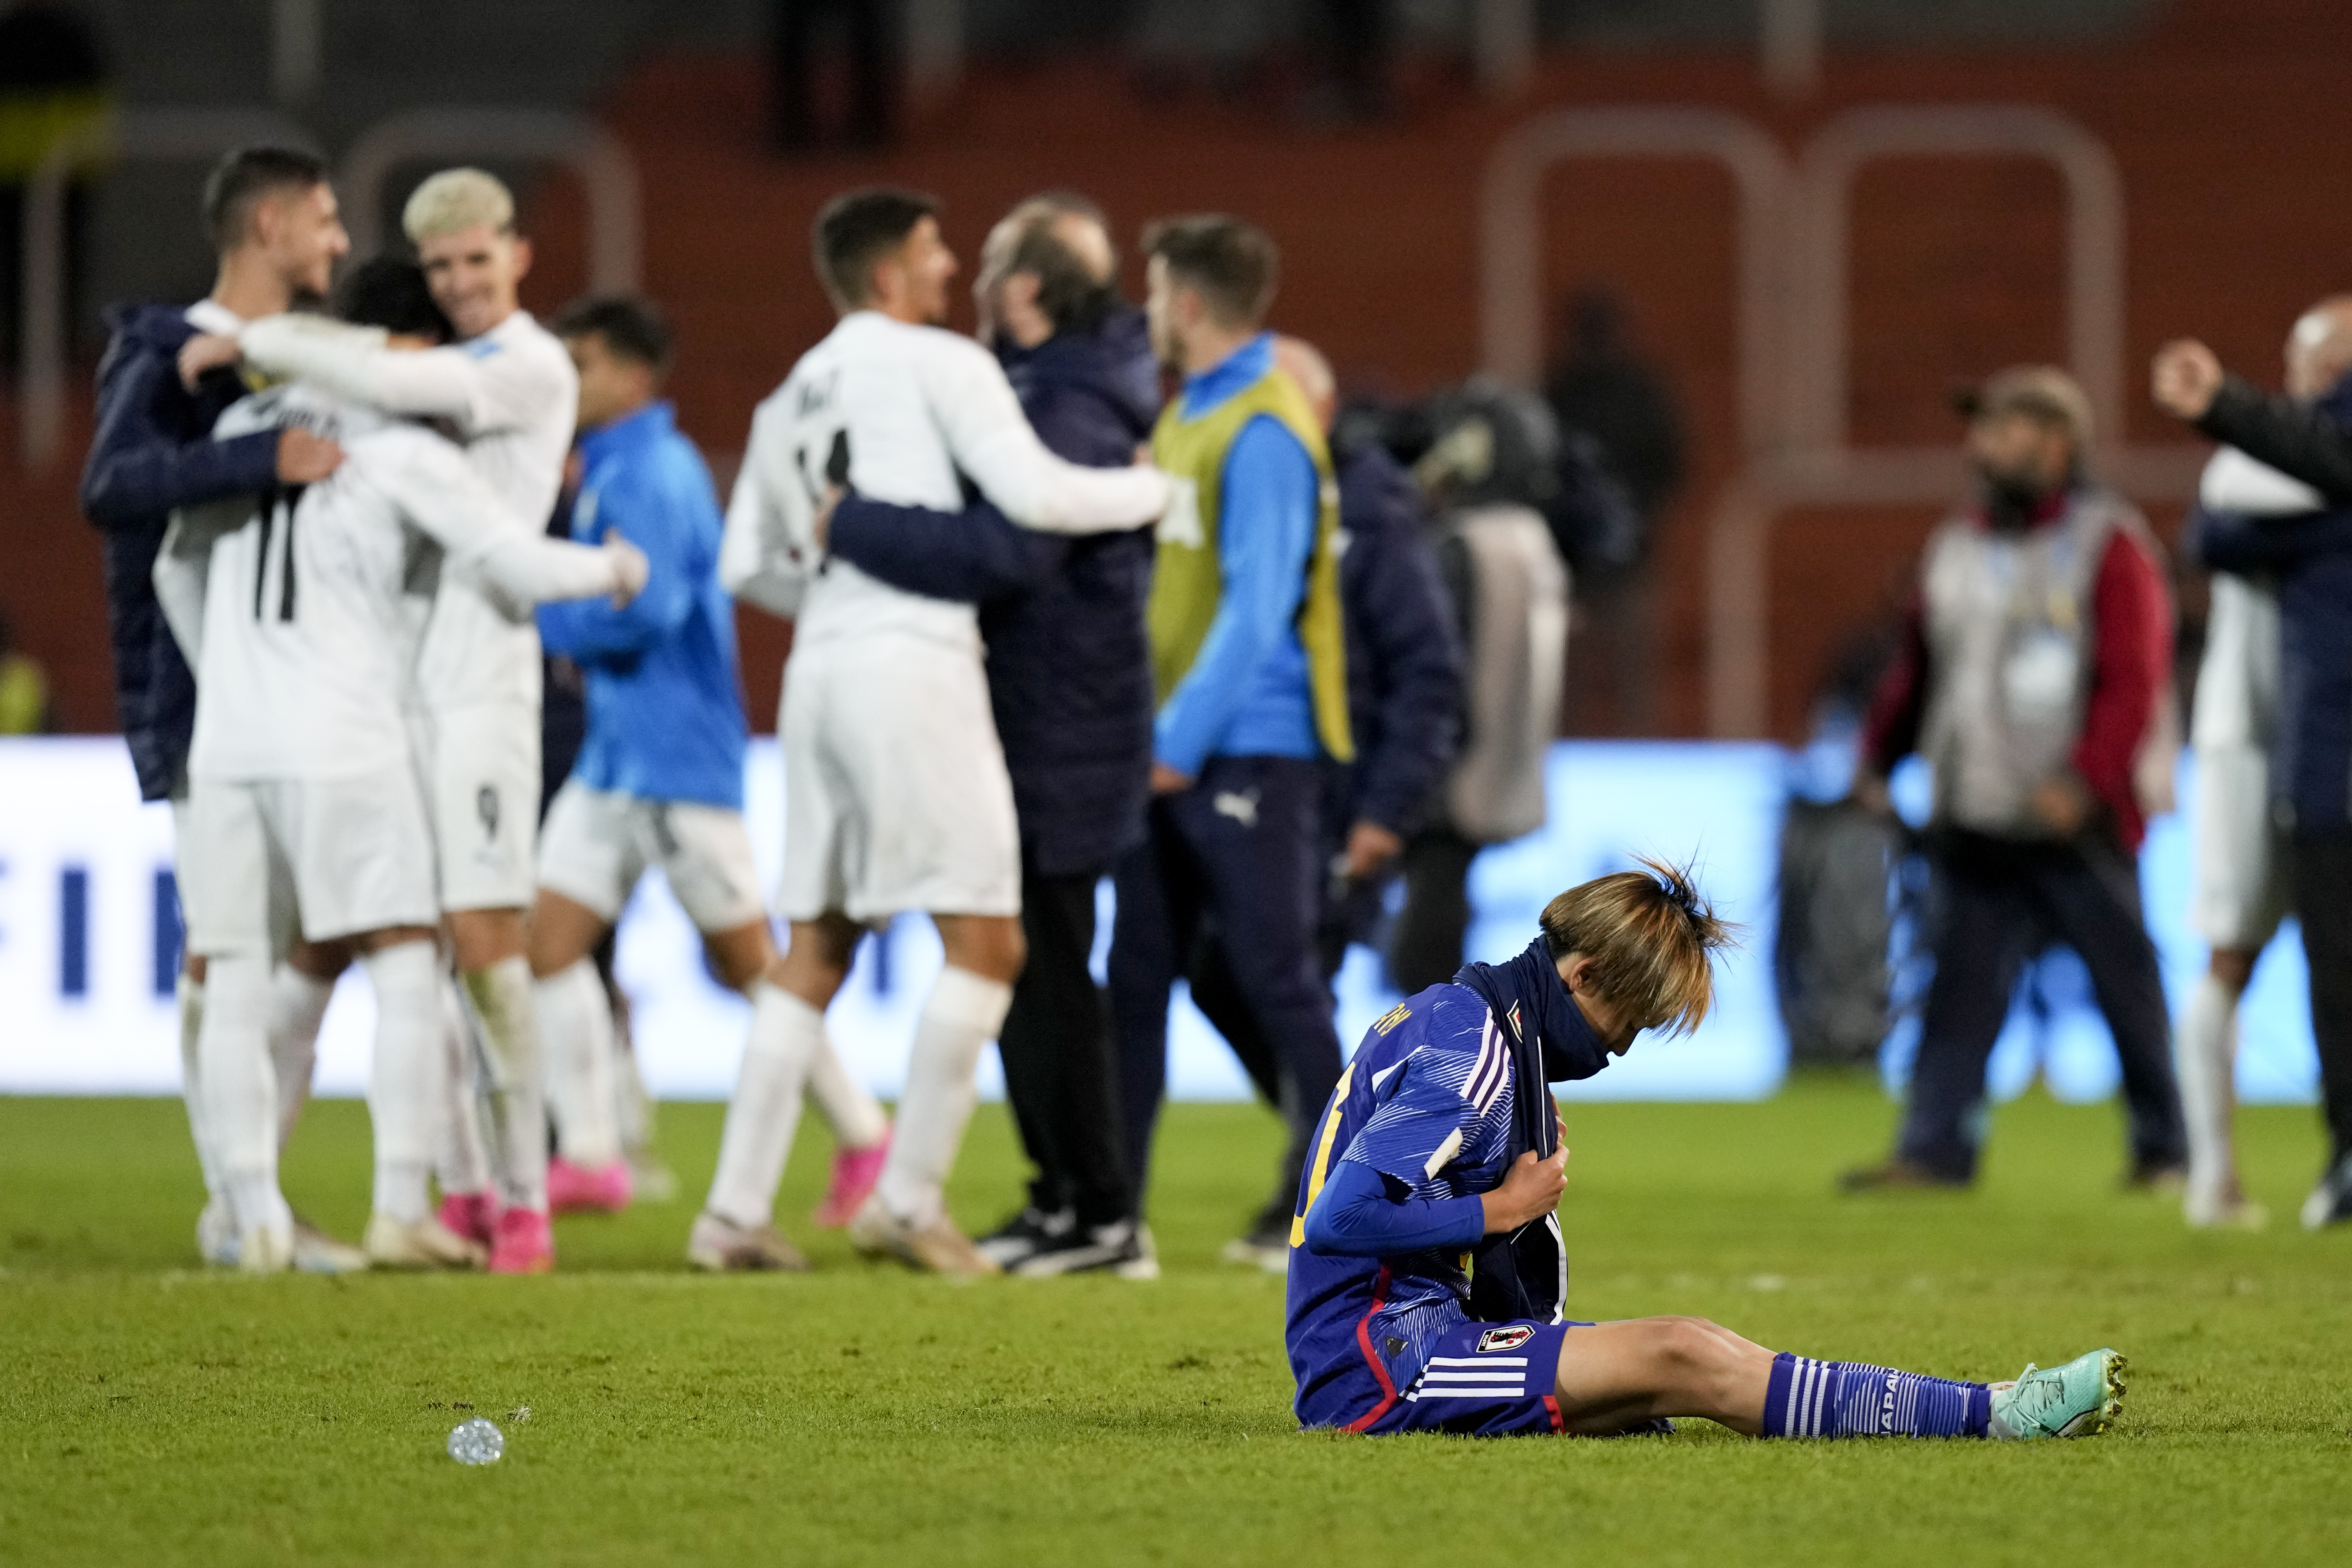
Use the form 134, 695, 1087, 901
447, 1418, 505, 1465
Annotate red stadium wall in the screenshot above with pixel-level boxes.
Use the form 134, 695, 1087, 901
8, 0, 2351, 742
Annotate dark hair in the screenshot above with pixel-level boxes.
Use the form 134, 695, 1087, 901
1142, 214, 1279, 328
333, 256, 452, 340
1002, 214, 1114, 337
812, 187, 940, 308
554, 295, 674, 371
200, 146, 331, 252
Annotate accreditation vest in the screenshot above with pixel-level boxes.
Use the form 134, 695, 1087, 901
1147, 368, 1355, 762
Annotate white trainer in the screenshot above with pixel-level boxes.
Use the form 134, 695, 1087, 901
237, 1219, 294, 1275
291, 1215, 371, 1273
363, 1213, 488, 1269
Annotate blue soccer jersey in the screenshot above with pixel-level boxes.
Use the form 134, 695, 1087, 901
1284, 982, 1529, 1431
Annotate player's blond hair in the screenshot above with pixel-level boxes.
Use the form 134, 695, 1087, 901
1537, 856, 1738, 1039
402, 167, 515, 243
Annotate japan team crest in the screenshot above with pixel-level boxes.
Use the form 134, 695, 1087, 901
1477, 1325, 1535, 1354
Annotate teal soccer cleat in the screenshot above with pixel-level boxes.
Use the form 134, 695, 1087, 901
1989, 1348, 2127, 1440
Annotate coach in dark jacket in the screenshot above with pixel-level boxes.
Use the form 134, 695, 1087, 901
823, 197, 1158, 1271
2160, 320, 2352, 1227
79, 146, 347, 803
1187, 340, 1465, 1266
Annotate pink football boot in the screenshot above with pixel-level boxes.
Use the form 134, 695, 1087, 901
812, 1130, 892, 1229
488, 1206, 554, 1275
437, 1190, 499, 1248
547, 1156, 634, 1215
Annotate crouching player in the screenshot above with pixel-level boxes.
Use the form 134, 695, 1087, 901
1285, 859, 2128, 1441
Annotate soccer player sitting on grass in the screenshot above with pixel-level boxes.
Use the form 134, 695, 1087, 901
1285, 859, 2128, 1441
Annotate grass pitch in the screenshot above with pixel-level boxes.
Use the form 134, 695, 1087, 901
3, 1076, 2349, 1566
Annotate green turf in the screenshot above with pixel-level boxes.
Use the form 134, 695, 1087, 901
3, 1078, 2349, 1566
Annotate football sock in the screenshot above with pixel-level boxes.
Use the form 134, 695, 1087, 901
434, 976, 493, 1197
705, 981, 821, 1228
876, 967, 1012, 1230
537, 958, 623, 1167
266, 965, 334, 1151
2177, 972, 2240, 1213
176, 971, 221, 1201
197, 954, 285, 1236
1762, 1353, 1990, 1439
807, 1033, 890, 1150
364, 940, 440, 1225
465, 956, 549, 1213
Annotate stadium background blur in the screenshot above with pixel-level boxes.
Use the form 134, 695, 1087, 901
3, 0, 2343, 1107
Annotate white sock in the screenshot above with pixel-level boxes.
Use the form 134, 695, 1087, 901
198, 954, 285, 1236
177, 972, 221, 1201
364, 940, 440, 1225
266, 965, 334, 1152
806, 1033, 890, 1150
705, 982, 823, 1229
465, 956, 548, 1213
537, 958, 623, 1167
875, 967, 1012, 1230
2177, 972, 2241, 1215
434, 976, 493, 1197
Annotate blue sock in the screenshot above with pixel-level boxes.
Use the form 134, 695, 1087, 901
1761, 1353, 1992, 1438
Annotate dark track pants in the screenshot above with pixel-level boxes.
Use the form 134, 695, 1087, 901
2289, 829, 2352, 1165
1109, 756, 1345, 1218
1895, 830, 2186, 1183
998, 862, 1130, 1227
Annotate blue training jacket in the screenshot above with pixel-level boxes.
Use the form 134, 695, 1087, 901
537, 401, 746, 810
80, 302, 284, 799
823, 309, 1161, 877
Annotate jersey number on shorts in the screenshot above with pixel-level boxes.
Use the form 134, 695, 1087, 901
253, 486, 306, 623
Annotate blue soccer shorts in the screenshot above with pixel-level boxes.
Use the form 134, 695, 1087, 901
1363, 1318, 1580, 1437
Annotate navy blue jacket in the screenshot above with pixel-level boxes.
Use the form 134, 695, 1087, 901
825, 309, 1160, 877
80, 303, 282, 799
2191, 372, 2352, 832
1332, 443, 1462, 836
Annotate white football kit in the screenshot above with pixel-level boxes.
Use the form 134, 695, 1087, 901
238, 308, 578, 911
165, 384, 625, 956
722, 309, 1170, 921
2188, 446, 2308, 952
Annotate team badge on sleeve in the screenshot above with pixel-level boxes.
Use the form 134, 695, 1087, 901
1477, 1325, 1535, 1354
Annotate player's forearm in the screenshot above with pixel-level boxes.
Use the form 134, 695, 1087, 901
239, 317, 478, 422
961, 428, 1170, 535
2197, 377, 2352, 504
468, 536, 625, 606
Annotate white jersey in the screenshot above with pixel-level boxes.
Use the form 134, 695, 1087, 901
171, 384, 622, 784
719, 310, 1171, 654
238, 307, 578, 711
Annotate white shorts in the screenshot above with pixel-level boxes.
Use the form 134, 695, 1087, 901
418, 701, 542, 913
776, 635, 1020, 923
179, 772, 438, 958
538, 781, 765, 933
2190, 741, 2292, 952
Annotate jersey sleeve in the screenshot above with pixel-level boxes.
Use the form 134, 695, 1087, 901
1339, 1047, 1486, 1190
924, 336, 1172, 536
364, 429, 621, 608
717, 399, 811, 619
239, 315, 565, 437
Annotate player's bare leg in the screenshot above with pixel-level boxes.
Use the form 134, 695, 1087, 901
701, 918, 891, 1230
1549, 1317, 2123, 1440
450, 904, 551, 1270
2179, 947, 2267, 1228
849, 912, 1022, 1277
691, 913, 863, 1271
